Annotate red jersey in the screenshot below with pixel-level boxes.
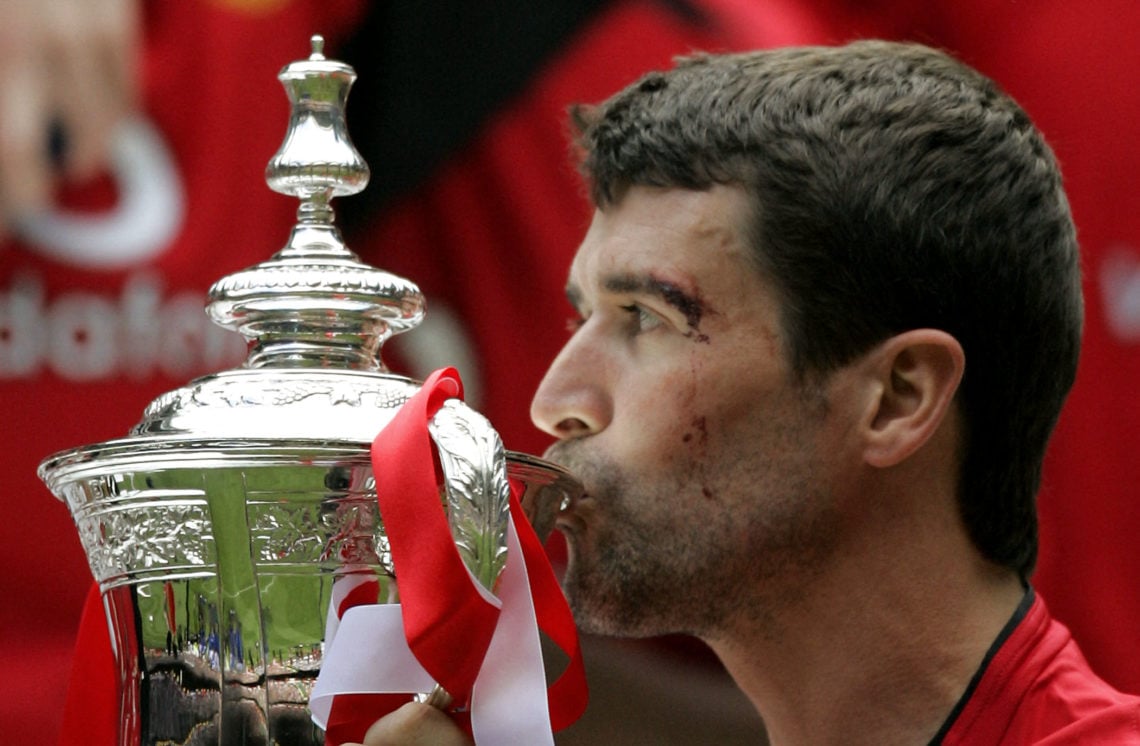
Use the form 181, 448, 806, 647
938, 590, 1140, 745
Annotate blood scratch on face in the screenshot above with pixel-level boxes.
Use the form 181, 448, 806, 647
690, 415, 708, 447
657, 280, 703, 329
681, 415, 716, 499
652, 276, 712, 344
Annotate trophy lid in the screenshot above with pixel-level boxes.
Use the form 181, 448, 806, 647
38, 35, 575, 541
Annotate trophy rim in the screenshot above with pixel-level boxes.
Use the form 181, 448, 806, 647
39, 437, 579, 543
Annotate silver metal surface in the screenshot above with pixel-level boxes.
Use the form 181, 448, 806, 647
38, 35, 579, 746
430, 400, 512, 590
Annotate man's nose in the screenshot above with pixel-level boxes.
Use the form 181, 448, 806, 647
530, 331, 612, 440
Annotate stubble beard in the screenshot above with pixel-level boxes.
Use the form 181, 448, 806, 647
554, 448, 840, 642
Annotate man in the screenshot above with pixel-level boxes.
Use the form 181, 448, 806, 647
358, 40, 1140, 745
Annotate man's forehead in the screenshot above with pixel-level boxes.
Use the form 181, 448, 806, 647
565, 187, 751, 306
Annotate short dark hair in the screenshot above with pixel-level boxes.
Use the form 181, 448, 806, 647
572, 40, 1082, 579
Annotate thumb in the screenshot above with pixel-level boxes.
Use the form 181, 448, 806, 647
362, 702, 473, 746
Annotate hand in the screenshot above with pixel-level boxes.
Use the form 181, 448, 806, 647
347, 702, 474, 746
0, 0, 140, 238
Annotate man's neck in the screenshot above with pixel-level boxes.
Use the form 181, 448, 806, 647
705, 528, 1025, 746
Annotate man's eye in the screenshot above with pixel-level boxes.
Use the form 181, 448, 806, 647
620, 304, 662, 332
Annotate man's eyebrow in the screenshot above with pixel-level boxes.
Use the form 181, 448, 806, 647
602, 272, 707, 330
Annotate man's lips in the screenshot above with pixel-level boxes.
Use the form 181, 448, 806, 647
555, 490, 591, 533
541, 445, 593, 530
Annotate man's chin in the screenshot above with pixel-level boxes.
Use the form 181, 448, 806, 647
562, 575, 642, 637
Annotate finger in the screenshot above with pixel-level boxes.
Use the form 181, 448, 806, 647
362, 702, 473, 746
106, 0, 142, 112
47, 0, 137, 179
0, 35, 53, 218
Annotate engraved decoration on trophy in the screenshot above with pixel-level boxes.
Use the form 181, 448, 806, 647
39, 36, 579, 746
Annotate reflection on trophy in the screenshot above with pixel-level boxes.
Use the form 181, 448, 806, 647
38, 36, 579, 746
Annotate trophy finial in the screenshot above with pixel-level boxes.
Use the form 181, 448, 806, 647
265, 34, 369, 226
205, 39, 423, 370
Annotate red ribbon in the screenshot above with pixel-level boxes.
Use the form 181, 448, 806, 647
324, 368, 586, 744
508, 486, 589, 731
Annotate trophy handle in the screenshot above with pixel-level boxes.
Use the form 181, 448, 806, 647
420, 399, 513, 711
429, 399, 512, 592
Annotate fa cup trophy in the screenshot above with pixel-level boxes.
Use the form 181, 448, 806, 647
39, 36, 580, 745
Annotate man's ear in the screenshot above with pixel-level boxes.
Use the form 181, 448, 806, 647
860, 329, 964, 468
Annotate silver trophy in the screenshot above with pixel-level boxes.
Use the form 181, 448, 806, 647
38, 36, 578, 746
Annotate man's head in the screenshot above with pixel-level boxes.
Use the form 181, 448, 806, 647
562, 40, 1082, 581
